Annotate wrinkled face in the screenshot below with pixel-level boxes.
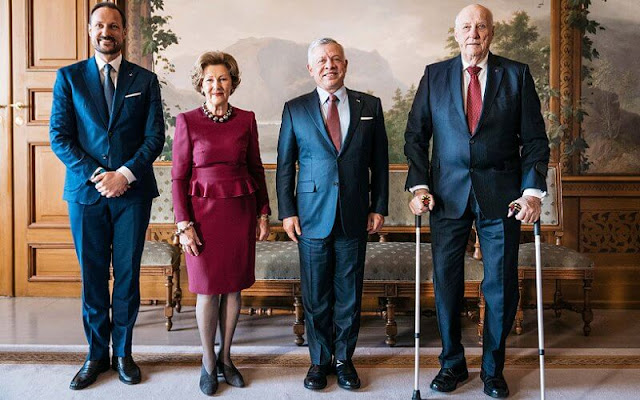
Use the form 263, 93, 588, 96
201, 64, 233, 109
307, 43, 348, 93
89, 7, 126, 56
454, 5, 494, 63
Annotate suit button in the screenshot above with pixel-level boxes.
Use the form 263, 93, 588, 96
102, 155, 108, 160
470, 168, 474, 172
333, 182, 339, 186
470, 139, 475, 144
108, 131, 113, 137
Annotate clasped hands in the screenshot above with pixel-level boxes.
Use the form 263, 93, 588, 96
409, 189, 542, 223
91, 170, 129, 198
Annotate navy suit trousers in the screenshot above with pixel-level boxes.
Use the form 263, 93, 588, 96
297, 211, 367, 365
430, 190, 520, 376
68, 197, 152, 360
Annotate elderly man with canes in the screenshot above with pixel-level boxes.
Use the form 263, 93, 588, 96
404, 3, 550, 398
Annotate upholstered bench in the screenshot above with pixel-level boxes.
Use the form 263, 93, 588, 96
252, 241, 485, 346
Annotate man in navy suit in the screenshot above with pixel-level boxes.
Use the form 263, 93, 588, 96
404, 5, 550, 398
277, 38, 388, 391
49, 2, 164, 390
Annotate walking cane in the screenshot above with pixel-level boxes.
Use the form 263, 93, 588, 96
412, 195, 429, 400
510, 202, 545, 400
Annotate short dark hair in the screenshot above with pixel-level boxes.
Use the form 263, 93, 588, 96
90, 2, 127, 27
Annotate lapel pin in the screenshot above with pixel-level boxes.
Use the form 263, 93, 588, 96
356, 99, 361, 103
129, 72, 133, 76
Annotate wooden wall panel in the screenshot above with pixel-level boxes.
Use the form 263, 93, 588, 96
29, 245, 80, 281
28, 89, 52, 124
31, 144, 68, 226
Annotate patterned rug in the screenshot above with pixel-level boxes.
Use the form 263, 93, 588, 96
3, 352, 640, 369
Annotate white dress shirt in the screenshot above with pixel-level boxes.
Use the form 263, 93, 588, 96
410, 55, 543, 200
93, 53, 136, 184
316, 86, 350, 145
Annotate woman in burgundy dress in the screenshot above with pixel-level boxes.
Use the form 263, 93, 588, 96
172, 51, 270, 396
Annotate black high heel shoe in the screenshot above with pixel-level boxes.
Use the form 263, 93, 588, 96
199, 364, 218, 395
216, 359, 245, 387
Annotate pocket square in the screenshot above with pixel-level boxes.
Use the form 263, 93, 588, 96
360, 116, 373, 120
125, 92, 142, 98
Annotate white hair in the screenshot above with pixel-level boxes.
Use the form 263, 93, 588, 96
307, 37, 344, 64
454, 4, 494, 28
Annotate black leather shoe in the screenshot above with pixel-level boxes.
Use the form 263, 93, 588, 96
200, 364, 218, 395
335, 359, 361, 390
217, 359, 245, 387
430, 365, 469, 392
112, 355, 141, 385
481, 369, 510, 398
69, 358, 110, 390
304, 364, 330, 390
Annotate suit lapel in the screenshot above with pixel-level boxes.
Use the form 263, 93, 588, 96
448, 56, 466, 125
109, 59, 136, 128
302, 90, 336, 152
476, 53, 504, 134
82, 57, 109, 128
340, 89, 362, 154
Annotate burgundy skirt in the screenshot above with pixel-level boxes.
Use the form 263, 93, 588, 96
185, 194, 256, 295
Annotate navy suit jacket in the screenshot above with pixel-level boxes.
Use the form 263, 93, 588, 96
50, 57, 165, 205
404, 53, 550, 220
277, 89, 389, 239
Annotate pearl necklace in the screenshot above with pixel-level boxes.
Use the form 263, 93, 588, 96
202, 103, 233, 123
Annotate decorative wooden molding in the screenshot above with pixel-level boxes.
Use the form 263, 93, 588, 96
559, 0, 575, 175
563, 176, 640, 197
580, 211, 640, 254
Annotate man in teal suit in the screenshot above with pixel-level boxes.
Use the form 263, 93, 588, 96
404, 4, 550, 398
277, 38, 389, 391
49, 2, 164, 390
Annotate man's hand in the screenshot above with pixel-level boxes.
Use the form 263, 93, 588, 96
507, 195, 542, 223
409, 189, 435, 215
92, 171, 130, 198
367, 213, 385, 234
283, 216, 302, 243
256, 218, 270, 241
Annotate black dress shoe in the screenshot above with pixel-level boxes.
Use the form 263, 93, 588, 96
112, 355, 141, 385
200, 364, 218, 396
481, 369, 510, 398
217, 359, 245, 387
304, 364, 330, 390
430, 365, 469, 392
69, 358, 110, 390
335, 359, 361, 390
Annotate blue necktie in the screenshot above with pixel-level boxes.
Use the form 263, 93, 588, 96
103, 63, 115, 116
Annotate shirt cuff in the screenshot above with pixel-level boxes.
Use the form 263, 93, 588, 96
409, 184, 429, 194
523, 188, 546, 200
117, 166, 136, 184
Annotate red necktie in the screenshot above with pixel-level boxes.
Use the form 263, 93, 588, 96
327, 94, 342, 151
466, 66, 482, 135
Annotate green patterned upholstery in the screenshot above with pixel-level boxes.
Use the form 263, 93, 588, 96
151, 165, 174, 223
255, 241, 300, 279
140, 240, 180, 267
518, 242, 594, 270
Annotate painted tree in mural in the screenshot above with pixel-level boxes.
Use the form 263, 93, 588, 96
385, 11, 549, 164
137, 0, 179, 160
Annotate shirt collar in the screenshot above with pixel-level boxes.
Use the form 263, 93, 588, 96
95, 53, 123, 74
461, 53, 489, 73
316, 86, 348, 105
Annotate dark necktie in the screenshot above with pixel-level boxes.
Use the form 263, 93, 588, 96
466, 65, 482, 135
104, 63, 115, 116
327, 94, 342, 151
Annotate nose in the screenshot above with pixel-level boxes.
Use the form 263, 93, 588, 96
469, 26, 480, 37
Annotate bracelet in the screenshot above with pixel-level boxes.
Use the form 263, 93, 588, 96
175, 221, 194, 236
258, 214, 269, 221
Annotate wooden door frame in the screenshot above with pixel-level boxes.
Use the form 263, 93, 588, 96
0, 0, 14, 296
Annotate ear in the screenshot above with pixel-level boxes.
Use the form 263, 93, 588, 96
307, 64, 313, 76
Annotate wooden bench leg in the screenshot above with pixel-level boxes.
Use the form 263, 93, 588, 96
477, 288, 485, 345
165, 274, 174, 331
384, 297, 397, 347
553, 279, 563, 318
515, 277, 524, 335
293, 296, 305, 346
583, 279, 593, 336
174, 267, 182, 313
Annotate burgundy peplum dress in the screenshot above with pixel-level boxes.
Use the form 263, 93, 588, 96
171, 107, 270, 295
